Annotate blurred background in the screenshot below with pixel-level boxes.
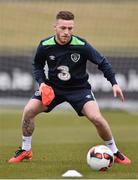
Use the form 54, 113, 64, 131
0, 1, 138, 178
0, 0, 138, 111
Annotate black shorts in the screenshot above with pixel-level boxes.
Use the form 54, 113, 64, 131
32, 87, 96, 116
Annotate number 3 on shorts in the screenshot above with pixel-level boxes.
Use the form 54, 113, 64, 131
57, 65, 71, 81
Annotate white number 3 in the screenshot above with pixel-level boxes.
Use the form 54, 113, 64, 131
57, 65, 71, 81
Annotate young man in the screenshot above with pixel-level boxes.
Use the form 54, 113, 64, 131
9, 11, 131, 164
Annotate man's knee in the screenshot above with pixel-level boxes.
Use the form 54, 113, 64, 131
23, 99, 45, 119
23, 105, 37, 119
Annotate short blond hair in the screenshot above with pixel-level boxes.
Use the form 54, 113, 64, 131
56, 11, 74, 20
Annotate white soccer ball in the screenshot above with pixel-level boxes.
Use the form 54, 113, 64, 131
87, 145, 114, 171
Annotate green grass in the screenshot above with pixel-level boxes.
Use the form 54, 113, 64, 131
0, 109, 138, 179
0, 1, 138, 56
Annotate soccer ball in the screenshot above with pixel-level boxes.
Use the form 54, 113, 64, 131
87, 145, 114, 171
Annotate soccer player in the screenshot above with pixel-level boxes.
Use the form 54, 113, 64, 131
8, 11, 131, 164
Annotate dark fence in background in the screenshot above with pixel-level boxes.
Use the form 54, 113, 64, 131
0, 55, 138, 110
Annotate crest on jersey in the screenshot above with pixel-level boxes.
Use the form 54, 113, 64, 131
71, 53, 80, 62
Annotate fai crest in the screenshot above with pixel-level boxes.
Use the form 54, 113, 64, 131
71, 53, 80, 62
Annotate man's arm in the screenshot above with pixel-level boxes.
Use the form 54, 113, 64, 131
98, 59, 125, 102
85, 43, 124, 102
33, 44, 55, 105
85, 43, 117, 85
32, 44, 47, 85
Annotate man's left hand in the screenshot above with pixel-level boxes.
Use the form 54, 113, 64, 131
112, 84, 125, 102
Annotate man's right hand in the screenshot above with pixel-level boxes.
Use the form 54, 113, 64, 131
39, 83, 55, 106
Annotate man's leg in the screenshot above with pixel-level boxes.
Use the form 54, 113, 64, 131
8, 99, 47, 163
81, 100, 131, 165
82, 101, 113, 141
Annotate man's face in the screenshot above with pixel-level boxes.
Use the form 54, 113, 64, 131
54, 19, 74, 45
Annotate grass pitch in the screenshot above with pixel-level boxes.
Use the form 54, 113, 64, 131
0, 109, 138, 179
